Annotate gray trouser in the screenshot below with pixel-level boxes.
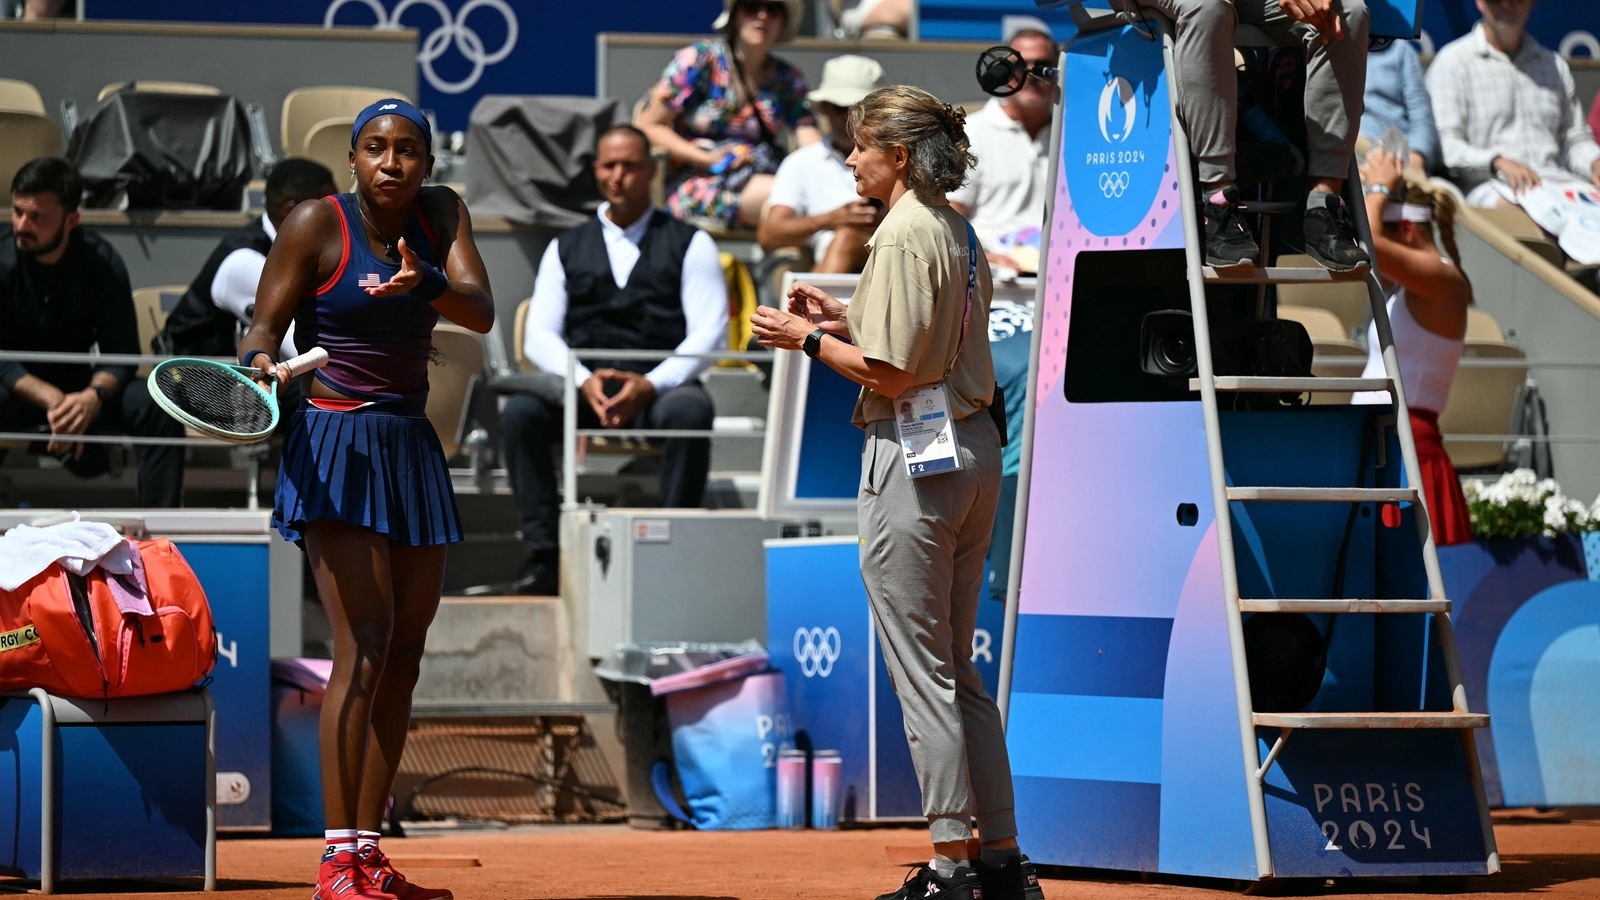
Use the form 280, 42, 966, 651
859, 413, 1014, 845
1141, 0, 1370, 183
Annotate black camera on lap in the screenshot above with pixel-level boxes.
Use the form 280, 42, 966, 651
1139, 310, 1314, 409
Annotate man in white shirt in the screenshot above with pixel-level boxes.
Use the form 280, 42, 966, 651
1426, 0, 1600, 205
155, 158, 334, 358
496, 124, 729, 595
758, 54, 885, 273
950, 27, 1055, 274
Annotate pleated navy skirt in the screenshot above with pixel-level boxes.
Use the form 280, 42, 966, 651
272, 395, 463, 547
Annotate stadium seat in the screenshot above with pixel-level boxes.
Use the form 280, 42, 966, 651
1468, 205, 1565, 269
301, 116, 357, 187
0, 77, 46, 116
96, 80, 222, 102
426, 323, 486, 460
0, 110, 63, 205
1275, 253, 1369, 339
1278, 303, 1365, 405
1465, 307, 1506, 342
131, 285, 185, 377
1439, 339, 1529, 471
282, 86, 409, 161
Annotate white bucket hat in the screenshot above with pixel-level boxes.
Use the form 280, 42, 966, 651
806, 55, 885, 108
713, 0, 805, 44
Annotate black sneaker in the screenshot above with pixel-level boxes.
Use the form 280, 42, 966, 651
874, 863, 983, 900
1200, 185, 1261, 268
1301, 192, 1372, 272
975, 854, 1044, 900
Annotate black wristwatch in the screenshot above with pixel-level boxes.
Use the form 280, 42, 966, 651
88, 384, 110, 407
803, 329, 827, 359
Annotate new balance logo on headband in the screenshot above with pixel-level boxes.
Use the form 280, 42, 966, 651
380, 104, 397, 111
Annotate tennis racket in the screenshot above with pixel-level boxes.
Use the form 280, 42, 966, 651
150, 348, 329, 444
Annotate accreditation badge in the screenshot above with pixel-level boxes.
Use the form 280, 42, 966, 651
893, 382, 962, 478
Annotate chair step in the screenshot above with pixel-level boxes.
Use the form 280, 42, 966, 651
1202, 265, 1369, 284
1226, 486, 1418, 503
1238, 598, 1450, 613
1191, 376, 1391, 393
1253, 711, 1488, 730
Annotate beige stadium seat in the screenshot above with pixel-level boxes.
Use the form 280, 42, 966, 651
0, 111, 64, 205
512, 298, 533, 371
0, 77, 46, 115
426, 324, 486, 460
132, 285, 186, 377
97, 81, 221, 102
1465, 307, 1505, 342
1279, 303, 1366, 405
1275, 253, 1370, 339
282, 86, 409, 160
1439, 340, 1530, 471
1470, 205, 1565, 269
301, 116, 357, 187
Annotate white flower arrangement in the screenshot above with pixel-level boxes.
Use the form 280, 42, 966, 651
1463, 469, 1600, 539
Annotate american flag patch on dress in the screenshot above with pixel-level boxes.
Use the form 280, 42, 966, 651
358, 273, 382, 288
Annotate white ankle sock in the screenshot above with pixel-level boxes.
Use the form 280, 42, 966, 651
323, 829, 359, 861
357, 831, 381, 854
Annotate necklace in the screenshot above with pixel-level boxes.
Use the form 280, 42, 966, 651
358, 203, 402, 262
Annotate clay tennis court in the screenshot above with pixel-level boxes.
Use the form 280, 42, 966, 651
8, 806, 1598, 898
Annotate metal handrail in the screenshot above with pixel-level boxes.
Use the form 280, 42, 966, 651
561, 348, 773, 511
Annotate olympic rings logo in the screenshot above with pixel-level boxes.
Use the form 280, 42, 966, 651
793, 626, 842, 678
1099, 171, 1130, 199
325, 0, 518, 95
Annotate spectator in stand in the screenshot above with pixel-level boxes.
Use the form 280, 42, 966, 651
0, 157, 184, 507
1353, 148, 1474, 545
950, 26, 1055, 275
758, 54, 886, 273
1140, 0, 1371, 272
1591, 92, 1600, 144
1426, 0, 1600, 205
1361, 39, 1440, 177
637, 0, 820, 229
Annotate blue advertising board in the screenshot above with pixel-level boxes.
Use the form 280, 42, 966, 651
766, 537, 1004, 821
175, 540, 273, 831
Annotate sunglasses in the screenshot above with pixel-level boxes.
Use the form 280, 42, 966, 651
737, 1, 788, 16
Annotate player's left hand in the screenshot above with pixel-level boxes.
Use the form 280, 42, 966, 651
364, 237, 424, 296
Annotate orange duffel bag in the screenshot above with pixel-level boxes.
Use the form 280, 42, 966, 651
0, 537, 217, 698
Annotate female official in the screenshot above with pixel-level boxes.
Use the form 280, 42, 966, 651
239, 99, 493, 900
750, 85, 1042, 900
1354, 147, 1474, 544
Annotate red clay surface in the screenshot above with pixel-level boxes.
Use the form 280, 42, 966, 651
6, 807, 1598, 899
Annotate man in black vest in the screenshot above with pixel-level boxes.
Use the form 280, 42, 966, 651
0, 157, 183, 506
156, 158, 335, 358
495, 125, 729, 595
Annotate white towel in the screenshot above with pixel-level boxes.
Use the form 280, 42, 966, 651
0, 514, 127, 592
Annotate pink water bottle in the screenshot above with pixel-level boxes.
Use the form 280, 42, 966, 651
810, 750, 843, 829
776, 748, 807, 829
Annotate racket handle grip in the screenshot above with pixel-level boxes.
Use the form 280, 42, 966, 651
281, 347, 329, 376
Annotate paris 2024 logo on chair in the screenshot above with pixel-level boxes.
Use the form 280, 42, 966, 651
1062, 26, 1172, 237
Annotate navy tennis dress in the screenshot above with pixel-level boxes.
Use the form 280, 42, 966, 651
271, 192, 464, 547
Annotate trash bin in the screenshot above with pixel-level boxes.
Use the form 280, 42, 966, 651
594, 641, 776, 830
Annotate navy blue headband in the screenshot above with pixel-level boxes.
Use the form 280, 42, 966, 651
351, 99, 432, 151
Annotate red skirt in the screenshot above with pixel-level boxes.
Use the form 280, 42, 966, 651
1410, 410, 1473, 546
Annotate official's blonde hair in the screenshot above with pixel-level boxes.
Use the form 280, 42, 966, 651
846, 85, 975, 199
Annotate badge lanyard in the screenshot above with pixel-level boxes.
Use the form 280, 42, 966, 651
894, 222, 978, 479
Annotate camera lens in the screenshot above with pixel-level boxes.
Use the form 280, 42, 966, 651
1156, 333, 1195, 376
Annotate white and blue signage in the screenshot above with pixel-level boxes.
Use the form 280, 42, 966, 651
1062, 26, 1171, 238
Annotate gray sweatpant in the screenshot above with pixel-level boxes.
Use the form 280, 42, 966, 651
1141, 0, 1370, 183
858, 413, 1014, 845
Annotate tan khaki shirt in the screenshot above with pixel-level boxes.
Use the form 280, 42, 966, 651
849, 192, 995, 427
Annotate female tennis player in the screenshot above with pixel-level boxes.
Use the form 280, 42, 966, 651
239, 99, 493, 900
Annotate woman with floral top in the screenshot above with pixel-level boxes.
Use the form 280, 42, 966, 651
637, 0, 820, 228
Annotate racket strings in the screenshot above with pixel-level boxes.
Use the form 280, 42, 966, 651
154, 364, 275, 435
